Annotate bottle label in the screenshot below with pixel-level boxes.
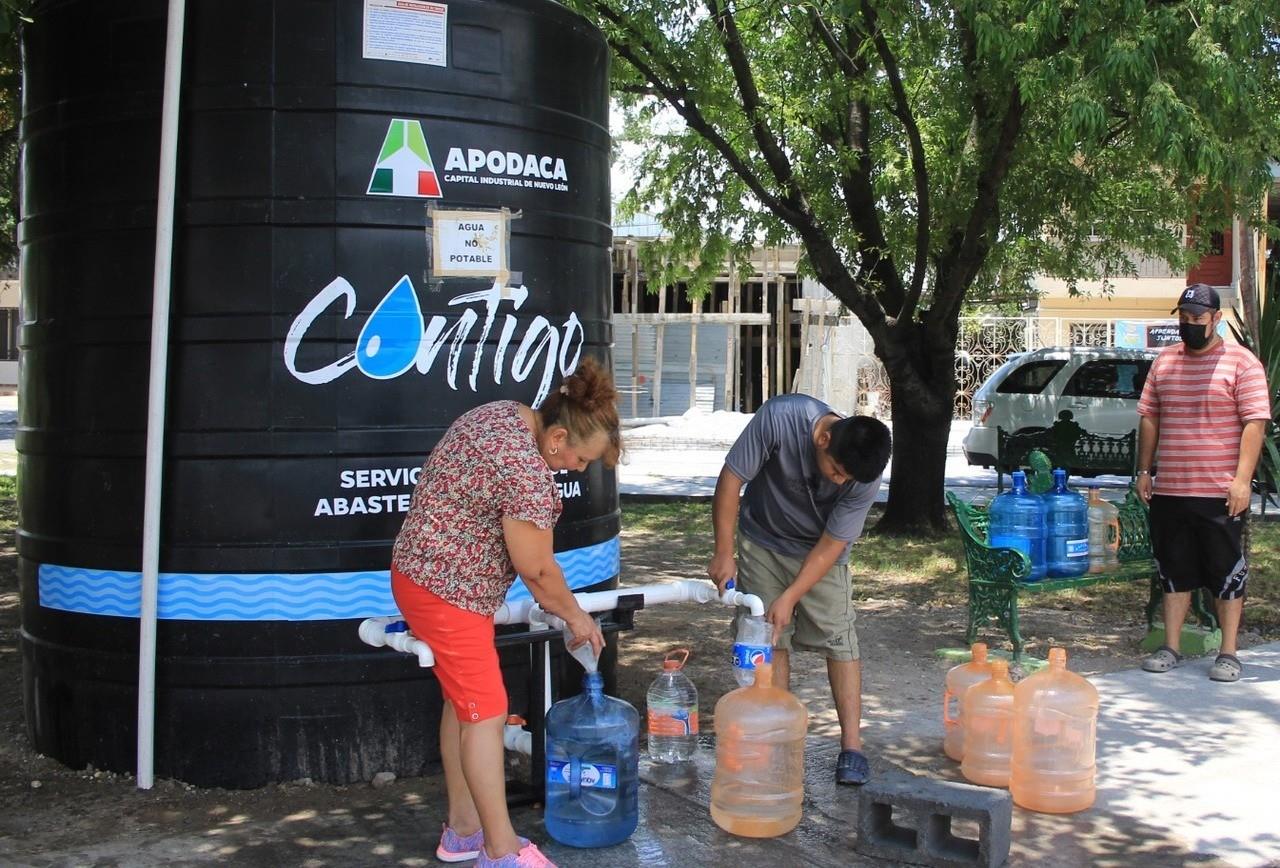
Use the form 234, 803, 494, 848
732, 643, 772, 671
547, 760, 617, 790
1066, 538, 1089, 558
648, 703, 698, 736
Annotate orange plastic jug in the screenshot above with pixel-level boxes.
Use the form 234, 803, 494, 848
710, 662, 808, 838
943, 642, 993, 761
960, 658, 1015, 787
1011, 647, 1098, 813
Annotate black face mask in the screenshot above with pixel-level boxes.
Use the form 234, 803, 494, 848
1179, 321, 1213, 350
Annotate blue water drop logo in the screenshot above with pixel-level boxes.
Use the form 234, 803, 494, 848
356, 275, 424, 378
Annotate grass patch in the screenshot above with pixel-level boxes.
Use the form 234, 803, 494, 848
0, 474, 14, 500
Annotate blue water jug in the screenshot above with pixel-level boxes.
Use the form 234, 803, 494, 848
988, 470, 1047, 581
1043, 468, 1089, 578
545, 671, 640, 848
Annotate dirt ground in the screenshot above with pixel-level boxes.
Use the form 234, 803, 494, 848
0, 499, 1272, 866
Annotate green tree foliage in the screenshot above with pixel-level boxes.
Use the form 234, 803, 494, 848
0, 2, 31, 269
565, 0, 1280, 532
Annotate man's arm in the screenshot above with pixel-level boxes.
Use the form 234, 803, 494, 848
708, 466, 744, 593
763, 532, 847, 634
1228, 419, 1267, 516
1136, 415, 1159, 503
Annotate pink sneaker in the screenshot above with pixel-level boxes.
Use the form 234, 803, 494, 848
436, 824, 484, 863
475, 837, 557, 867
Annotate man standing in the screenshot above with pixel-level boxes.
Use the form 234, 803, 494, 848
707, 393, 891, 784
1137, 284, 1270, 682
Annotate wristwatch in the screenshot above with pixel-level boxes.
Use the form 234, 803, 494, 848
1136, 470, 1151, 477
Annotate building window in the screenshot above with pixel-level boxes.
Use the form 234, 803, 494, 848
1208, 232, 1225, 256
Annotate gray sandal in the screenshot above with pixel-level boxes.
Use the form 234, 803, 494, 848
1209, 653, 1242, 683
1142, 646, 1183, 673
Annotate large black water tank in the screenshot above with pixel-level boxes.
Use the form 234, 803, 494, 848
19, 0, 615, 787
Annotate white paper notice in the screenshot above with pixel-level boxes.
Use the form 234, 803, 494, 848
363, 0, 448, 67
433, 210, 508, 276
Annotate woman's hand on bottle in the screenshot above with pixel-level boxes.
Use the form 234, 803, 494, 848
567, 609, 605, 656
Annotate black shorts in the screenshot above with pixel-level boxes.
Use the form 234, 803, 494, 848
1149, 495, 1248, 600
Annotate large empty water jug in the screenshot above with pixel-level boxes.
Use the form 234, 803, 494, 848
988, 470, 1047, 580
711, 662, 807, 838
961, 658, 1015, 787
1043, 469, 1088, 578
545, 671, 640, 847
943, 642, 993, 762
1087, 487, 1120, 574
1011, 647, 1098, 813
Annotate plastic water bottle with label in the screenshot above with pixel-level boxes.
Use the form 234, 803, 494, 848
646, 649, 699, 763
728, 581, 775, 688
562, 618, 601, 674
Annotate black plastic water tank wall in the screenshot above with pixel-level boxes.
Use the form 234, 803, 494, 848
19, 0, 615, 787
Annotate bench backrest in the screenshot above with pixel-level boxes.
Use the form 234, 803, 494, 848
997, 421, 1136, 476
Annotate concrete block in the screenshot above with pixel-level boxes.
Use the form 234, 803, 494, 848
856, 773, 1012, 868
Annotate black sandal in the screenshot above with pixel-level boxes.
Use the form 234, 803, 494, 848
836, 749, 870, 786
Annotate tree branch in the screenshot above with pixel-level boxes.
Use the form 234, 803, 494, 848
705, 0, 808, 217
590, 8, 809, 226
861, 0, 930, 324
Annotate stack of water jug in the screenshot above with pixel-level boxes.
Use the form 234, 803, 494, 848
988, 468, 1120, 580
943, 642, 1099, 812
544, 613, 806, 847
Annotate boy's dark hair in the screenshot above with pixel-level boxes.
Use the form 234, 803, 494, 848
827, 416, 892, 483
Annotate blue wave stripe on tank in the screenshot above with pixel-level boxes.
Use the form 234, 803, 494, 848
37, 536, 620, 621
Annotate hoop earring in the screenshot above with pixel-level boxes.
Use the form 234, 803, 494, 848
549, 448, 559, 456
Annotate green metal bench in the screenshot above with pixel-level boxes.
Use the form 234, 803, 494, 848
945, 489, 1218, 659
996, 420, 1137, 491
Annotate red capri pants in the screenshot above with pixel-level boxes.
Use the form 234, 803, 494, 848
391, 567, 509, 723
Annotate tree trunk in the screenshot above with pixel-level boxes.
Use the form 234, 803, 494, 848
873, 325, 956, 536
877, 385, 952, 534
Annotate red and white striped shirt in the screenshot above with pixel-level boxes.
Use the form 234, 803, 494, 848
1137, 341, 1271, 498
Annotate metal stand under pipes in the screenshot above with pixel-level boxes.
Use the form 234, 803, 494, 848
357, 579, 765, 799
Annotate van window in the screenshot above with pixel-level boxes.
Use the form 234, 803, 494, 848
1062, 360, 1151, 400
996, 360, 1066, 394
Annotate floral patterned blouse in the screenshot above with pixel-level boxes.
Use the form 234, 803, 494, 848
392, 401, 562, 616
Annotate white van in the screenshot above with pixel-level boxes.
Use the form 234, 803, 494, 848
962, 346, 1158, 469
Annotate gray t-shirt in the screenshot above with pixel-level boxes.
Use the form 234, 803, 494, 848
724, 394, 878, 563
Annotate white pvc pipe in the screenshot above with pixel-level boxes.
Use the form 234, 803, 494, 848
358, 617, 435, 667
503, 723, 532, 755
136, 0, 188, 792
493, 580, 765, 625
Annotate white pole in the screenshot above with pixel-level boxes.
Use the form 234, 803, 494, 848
137, 0, 188, 791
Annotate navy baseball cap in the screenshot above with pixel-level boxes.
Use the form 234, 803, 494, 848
1171, 283, 1221, 315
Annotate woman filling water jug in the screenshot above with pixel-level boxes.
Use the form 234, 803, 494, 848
1011, 647, 1098, 813
961, 658, 1015, 787
711, 662, 808, 838
545, 671, 640, 847
987, 470, 1047, 581
1043, 469, 1089, 578
943, 642, 993, 762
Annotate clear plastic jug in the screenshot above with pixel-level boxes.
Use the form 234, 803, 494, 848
1011, 647, 1098, 814
961, 658, 1015, 788
1086, 488, 1120, 574
943, 643, 993, 762
545, 671, 640, 847
711, 662, 808, 838
988, 470, 1047, 581
1043, 469, 1088, 578
646, 649, 699, 763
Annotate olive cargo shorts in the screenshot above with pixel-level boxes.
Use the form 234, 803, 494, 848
732, 534, 860, 661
